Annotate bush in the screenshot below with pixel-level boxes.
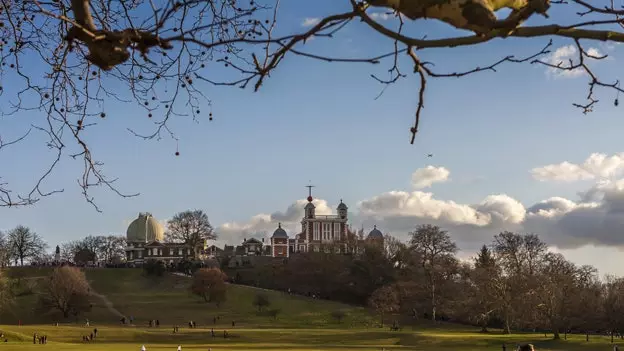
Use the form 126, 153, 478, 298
143, 259, 166, 277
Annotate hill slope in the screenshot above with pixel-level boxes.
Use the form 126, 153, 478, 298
2, 268, 377, 328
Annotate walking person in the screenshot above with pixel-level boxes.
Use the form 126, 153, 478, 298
177, 345, 182, 351
141, 345, 147, 351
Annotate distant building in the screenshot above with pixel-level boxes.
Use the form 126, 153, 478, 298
224, 187, 385, 259
124, 212, 208, 266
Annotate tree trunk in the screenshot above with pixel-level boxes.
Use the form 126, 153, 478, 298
564, 330, 567, 340
430, 279, 436, 322
553, 329, 560, 340
503, 315, 511, 334
585, 332, 589, 341
380, 312, 384, 328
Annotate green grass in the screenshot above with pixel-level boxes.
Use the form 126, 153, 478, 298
0, 267, 620, 350
0, 324, 619, 350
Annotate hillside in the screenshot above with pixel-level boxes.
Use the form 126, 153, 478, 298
1, 267, 377, 328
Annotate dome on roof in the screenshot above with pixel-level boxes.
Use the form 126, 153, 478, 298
367, 226, 383, 239
337, 200, 348, 210
126, 212, 165, 243
272, 223, 288, 238
305, 202, 315, 209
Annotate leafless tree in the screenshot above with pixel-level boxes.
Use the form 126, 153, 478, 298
409, 224, 458, 322
37, 266, 91, 318
6, 225, 47, 266
96, 235, 126, 264
2, 0, 624, 208
368, 284, 400, 327
166, 209, 216, 258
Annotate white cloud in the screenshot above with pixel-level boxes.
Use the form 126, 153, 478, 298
369, 12, 393, 21
544, 45, 605, 79
301, 18, 320, 27
215, 152, 624, 263
411, 166, 450, 189
531, 153, 624, 182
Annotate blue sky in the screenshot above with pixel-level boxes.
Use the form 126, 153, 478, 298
2, 0, 624, 274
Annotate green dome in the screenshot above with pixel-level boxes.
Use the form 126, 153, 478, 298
126, 212, 165, 243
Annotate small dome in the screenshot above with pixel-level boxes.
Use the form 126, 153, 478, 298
272, 223, 288, 238
337, 200, 348, 210
127, 212, 165, 243
367, 225, 383, 239
305, 202, 315, 209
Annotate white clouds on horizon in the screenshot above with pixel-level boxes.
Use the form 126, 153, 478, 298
214, 157, 624, 260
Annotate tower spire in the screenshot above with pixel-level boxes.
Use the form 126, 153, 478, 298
305, 182, 315, 202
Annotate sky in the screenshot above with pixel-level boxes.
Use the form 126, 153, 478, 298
2, 1, 624, 275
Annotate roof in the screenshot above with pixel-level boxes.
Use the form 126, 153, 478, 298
272, 223, 288, 238
127, 212, 165, 243
244, 238, 262, 245
367, 225, 383, 239
337, 200, 348, 210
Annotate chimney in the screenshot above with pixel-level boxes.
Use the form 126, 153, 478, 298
262, 238, 265, 243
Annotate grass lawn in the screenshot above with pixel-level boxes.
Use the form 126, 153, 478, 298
0, 324, 619, 350
0, 267, 619, 350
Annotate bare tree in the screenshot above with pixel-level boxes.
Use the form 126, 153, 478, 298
0, 231, 11, 268
7, 225, 47, 266
166, 209, 216, 258
190, 267, 227, 305
97, 235, 126, 264
409, 224, 457, 321
368, 284, 400, 327
37, 266, 91, 318
2, 0, 624, 208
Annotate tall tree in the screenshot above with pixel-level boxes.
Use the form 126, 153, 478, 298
492, 231, 547, 333
7, 226, 47, 266
167, 210, 216, 259
470, 245, 500, 333
409, 224, 458, 321
96, 235, 126, 264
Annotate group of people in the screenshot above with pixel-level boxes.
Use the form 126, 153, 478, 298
120, 315, 135, 325
81, 328, 98, 343
32, 333, 48, 344
149, 319, 160, 327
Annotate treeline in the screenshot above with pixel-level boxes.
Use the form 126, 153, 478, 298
61, 235, 126, 265
226, 224, 616, 340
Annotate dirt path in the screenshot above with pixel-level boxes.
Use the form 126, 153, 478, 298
89, 288, 126, 319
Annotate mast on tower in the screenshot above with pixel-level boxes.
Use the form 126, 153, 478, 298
305, 182, 315, 202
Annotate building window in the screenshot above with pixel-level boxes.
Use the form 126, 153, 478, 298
313, 222, 320, 241
322, 223, 331, 241
314, 246, 320, 252
334, 223, 340, 240
299, 245, 305, 252
178, 248, 183, 256
335, 247, 341, 254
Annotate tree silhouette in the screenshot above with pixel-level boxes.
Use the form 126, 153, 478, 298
1, 0, 623, 207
